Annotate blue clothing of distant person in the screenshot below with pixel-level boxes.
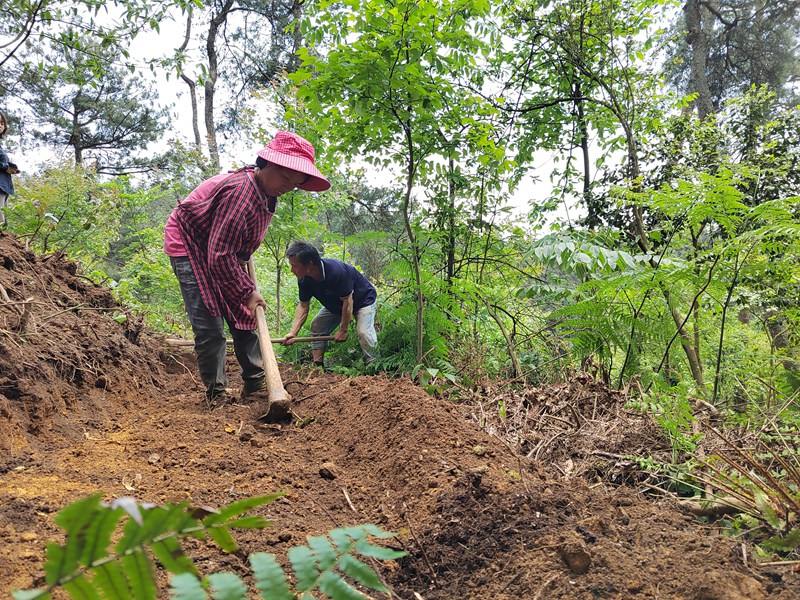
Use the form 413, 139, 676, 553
0, 112, 20, 226
283, 241, 378, 367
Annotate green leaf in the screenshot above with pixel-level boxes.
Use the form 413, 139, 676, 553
119, 550, 157, 600
317, 570, 365, 599
12, 591, 50, 600
207, 573, 247, 600
345, 524, 396, 540
43, 544, 69, 587
753, 490, 782, 529
151, 536, 198, 576
225, 516, 272, 529
203, 494, 284, 526
353, 538, 406, 561
288, 545, 318, 591
62, 573, 101, 599
92, 561, 132, 599
308, 535, 337, 571
763, 526, 800, 552
338, 554, 388, 591
117, 503, 190, 553
47, 494, 104, 583
206, 526, 238, 552
170, 573, 207, 600
82, 506, 125, 565
250, 553, 293, 600
328, 527, 355, 551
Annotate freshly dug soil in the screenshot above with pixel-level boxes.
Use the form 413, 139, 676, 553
0, 232, 798, 599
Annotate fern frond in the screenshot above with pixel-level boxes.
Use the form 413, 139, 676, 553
92, 561, 132, 599
206, 573, 248, 600
250, 553, 293, 600
15, 495, 281, 600
287, 525, 406, 599
288, 545, 318, 592
169, 572, 207, 600
120, 549, 157, 599
317, 571, 365, 599
16, 482, 404, 600
338, 554, 386, 589
150, 536, 198, 576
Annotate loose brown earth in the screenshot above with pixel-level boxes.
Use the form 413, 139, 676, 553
1, 232, 798, 599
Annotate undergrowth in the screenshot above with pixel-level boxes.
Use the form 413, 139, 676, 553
690, 425, 800, 560
636, 388, 800, 561
13, 493, 404, 600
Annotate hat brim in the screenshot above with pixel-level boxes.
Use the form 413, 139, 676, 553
257, 148, 331, 192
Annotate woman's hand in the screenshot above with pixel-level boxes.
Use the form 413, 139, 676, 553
245, 291, 266, 317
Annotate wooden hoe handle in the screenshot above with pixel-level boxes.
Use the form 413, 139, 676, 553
246, 258, 291, 404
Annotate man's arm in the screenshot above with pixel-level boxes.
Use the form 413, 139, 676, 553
334, 294, 354, 342
282, 300, 311, 345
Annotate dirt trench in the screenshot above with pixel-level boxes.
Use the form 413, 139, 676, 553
0, 232, 798, 599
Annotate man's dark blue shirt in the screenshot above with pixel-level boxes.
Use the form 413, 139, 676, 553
297, 259, 376, 315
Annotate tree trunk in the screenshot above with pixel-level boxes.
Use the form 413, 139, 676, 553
178, 12, 202, 149
617, 100, 707, 394
573, 79, 592, 223
72, 96, 83, 164
558, 6, 708, 394
400, 129, 424, 365
288, 0, 304, 72
683, 0, 714, 119
446, 156, 456, 284
482, 298, 523, 379
204, 0, 235, 171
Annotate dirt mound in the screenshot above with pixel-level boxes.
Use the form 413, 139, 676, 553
1, 231, 798, 599
0, 234, 179, 460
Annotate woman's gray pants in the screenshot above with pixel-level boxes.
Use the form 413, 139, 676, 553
170, 256, 263, 398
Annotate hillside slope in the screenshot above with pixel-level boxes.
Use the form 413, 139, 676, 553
0, 232, 797, 599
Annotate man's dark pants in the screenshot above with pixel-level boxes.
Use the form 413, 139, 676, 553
171, 257, 263, 398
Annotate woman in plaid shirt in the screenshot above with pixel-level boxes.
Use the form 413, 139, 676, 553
164, 132, 330, 403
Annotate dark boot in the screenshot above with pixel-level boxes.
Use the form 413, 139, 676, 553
241, 377, 266, 399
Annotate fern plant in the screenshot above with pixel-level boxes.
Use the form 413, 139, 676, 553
674, 425, 800, 559
13, 493, 405, 600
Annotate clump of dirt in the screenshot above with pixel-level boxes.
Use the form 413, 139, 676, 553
0, 231, 798, 599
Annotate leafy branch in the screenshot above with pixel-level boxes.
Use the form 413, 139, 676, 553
13, 493, 405, 600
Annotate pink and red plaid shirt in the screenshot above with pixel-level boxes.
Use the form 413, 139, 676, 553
164, 167, 275, 330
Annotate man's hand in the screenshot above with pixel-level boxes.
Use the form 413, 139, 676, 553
281, 332, 298, 345
335, 294, 353, 343
245, 291, 266, 317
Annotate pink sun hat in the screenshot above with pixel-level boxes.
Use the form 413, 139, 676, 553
257, 131, 331, 192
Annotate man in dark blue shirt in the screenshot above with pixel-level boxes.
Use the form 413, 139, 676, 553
282, 241, 378, 368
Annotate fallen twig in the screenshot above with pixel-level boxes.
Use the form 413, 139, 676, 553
532, 573, 559, 600
403, 505, 437, 588
16, 297, 34, 335
342, 486, 357, 512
